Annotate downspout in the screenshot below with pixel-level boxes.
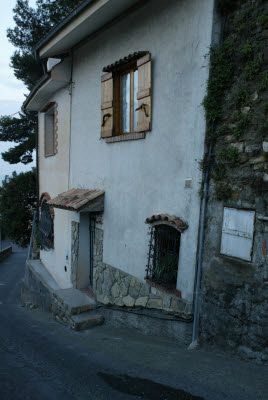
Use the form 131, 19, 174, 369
66, 52, 74, 270
36, 115, 40, 214
189, 12, 227, 349
68, 51, 74, 191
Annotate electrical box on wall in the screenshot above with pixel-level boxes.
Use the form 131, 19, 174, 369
220, 207, 255, 261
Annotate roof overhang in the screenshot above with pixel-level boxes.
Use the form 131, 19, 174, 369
24, 58, 72, 111
36, 0, 143, 59
48, 189, 105, 213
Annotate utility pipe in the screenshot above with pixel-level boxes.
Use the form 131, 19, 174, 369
189, 12, 227, 349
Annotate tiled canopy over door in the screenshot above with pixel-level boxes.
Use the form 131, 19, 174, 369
220, 207, 255, 261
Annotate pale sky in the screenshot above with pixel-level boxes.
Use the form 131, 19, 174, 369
0, 0, 36, 183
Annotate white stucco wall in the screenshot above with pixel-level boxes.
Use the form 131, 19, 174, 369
38, 87, 72, 288
68, 0, 215, 302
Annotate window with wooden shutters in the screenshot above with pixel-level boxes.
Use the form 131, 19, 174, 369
101, 72, 114, 138
220, 207, 255, 261
136, 53, 151, 132
101, 52, 152, 139
43, 103, 57, 157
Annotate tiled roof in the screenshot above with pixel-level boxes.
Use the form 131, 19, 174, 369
48, 189, 104, 211
145, 214, 188, 232
103, 51, 148, 72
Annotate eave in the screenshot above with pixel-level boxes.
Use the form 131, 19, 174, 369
23, 59, 72, 112
35, 0, 144, 59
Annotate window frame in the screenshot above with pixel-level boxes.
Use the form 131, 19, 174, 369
101, 52, 152, 141
36, 197, 54, 250
219, 207, 255, 262
146, 224, 181, 290
42, 102, 57, 158
117, 66, 138, 136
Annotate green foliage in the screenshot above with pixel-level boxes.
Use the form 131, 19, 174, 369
0, 170, 37, 247
0, 110, 37, 164
240, 41, 254, 59
215, 182, 232, 201
216, 125, 231, 137
233, 87, 250, 107
233, 5, 254, 33
203, 42, 234, 122
10, 51, 43, 91
260, 121, 268, 134
212, 163, 226, 181
1, 0, 79, 165
264, 103, 268, 115
259, 71, 268, 91
258, 14, 268, 27
243, 56, 262, 80
7, 0, 80, 53
217, 146, 239, 165
231, 111, 250, 138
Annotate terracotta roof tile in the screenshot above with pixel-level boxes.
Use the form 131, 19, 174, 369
145, 214, 188, 233
103, 51, 149, 73
48, 188, 104, 211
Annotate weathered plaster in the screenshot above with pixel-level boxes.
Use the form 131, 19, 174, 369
69, 0, 215, 302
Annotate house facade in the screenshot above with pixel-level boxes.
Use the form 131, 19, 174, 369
24, 0, 219, 340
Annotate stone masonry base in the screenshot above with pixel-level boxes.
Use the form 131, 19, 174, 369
93, 228, 192, 319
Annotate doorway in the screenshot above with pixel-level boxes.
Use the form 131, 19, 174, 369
76, 214, 95, 288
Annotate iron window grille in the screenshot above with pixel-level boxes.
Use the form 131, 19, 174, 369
146, 225, 181, 289
36, 200, 54, 250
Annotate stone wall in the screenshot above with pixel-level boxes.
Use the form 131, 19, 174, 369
200, 0, 268, 363
93, 227, 192, 318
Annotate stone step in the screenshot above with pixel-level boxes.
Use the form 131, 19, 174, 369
70, 312, 104, 331
53, 287, 96, 315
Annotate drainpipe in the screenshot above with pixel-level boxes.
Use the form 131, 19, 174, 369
68, 52, 74, 191
189, 141, 212, 349
189, 12, 227, 350
36, 115, 40, 215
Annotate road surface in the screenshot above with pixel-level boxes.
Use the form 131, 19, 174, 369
0, 243, 267, 400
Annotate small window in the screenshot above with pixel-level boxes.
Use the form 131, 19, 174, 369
101, 52, 152, 139
146, 225, 181, 289
44, 104, 57, 157
220, 207, 255, 261
36, 199, 54, 250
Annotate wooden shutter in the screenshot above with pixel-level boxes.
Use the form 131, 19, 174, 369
45, 111, 55, 157
220, 207, 255, 261
136, 53, 152, 132
101, 72, 113, 138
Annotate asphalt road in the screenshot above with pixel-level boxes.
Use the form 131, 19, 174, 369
0, 244, 267, 400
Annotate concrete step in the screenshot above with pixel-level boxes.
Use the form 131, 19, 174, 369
70, 312, 104, 331
53, 288, 96, 315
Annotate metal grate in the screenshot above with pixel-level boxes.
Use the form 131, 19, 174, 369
35, 200, 54, 250
146, 225, 180, 289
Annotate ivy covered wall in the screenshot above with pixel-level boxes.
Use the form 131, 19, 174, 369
200, 0, 268, 363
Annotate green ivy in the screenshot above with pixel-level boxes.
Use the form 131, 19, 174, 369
217, 146, 240, 165
243, 56, 263, 80
203, 42, 234, 123
259, 71, 268, 91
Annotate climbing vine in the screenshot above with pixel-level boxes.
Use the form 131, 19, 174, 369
202, 0, 268, 201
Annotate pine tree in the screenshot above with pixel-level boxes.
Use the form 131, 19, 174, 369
0, 1, 79, 246
0, 170, 37, 247
0, 0, 79, 164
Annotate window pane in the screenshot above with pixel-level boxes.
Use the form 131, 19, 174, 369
133, 69, 138, 132
121, 72, 130, 133
45, 112, 54, 156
